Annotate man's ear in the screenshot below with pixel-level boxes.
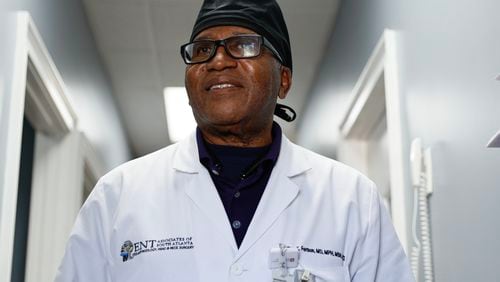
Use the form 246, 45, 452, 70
278, 66, 292, 99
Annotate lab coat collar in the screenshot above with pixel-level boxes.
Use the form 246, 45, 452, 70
172, 131, 311, 177
172, 131, 203, 174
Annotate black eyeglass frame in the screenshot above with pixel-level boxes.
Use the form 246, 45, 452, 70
180, 34, 283, 65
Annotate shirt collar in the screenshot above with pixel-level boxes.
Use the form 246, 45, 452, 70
196, 122, 282, 174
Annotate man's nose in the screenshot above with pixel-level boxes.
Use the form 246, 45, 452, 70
205, 45, 237, 70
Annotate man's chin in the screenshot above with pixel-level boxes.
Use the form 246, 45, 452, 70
203, 119, 243, 130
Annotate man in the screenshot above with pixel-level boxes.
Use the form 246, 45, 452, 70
56, 0, 414, 281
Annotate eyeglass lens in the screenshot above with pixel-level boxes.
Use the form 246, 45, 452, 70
182, 36, 262, 64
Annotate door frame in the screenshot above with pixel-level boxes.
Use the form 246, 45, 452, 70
339, 30, 410, 251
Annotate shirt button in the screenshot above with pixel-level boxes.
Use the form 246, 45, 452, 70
234, 191, 241, 198
232, 220, 242, 229
230, 263, 244, 276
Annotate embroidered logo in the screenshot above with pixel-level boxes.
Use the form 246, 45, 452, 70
120, 237, 194, 262
120, 240, 134, 262
300, 245, 346, 261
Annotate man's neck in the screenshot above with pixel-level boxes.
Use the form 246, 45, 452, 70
199, 123, 273, 147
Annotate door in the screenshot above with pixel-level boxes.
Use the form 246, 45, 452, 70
11, 117, 35, 282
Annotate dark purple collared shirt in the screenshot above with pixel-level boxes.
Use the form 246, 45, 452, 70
197, 122, 282, 247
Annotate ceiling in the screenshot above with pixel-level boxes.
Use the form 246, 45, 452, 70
83, 0, 340, 157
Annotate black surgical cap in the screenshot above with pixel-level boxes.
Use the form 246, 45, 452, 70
190, 0, 293, 72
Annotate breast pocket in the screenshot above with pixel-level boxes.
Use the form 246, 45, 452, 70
298, 266, 349, 282
298, 253, 350, 282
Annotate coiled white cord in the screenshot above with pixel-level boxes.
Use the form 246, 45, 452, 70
418, 174, 434, 282
410, 171, 434, 282
410, 186, 421, 281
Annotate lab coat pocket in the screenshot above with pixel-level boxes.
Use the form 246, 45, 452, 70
305, 266, 349, 282
299, 252, 350, 281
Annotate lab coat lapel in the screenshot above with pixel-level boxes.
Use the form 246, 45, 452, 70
185, 171, 238, 251
235, 136, 311, 260
173, 133, 238, 252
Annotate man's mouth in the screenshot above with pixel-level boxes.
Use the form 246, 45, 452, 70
209, 83, 237, 91
204, 77, 243, 92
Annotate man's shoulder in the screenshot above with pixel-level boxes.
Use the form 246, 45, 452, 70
284, 141, 377, 218
289, 141, 368, 177
98, 142, 179, 187
286, 140, 374, 190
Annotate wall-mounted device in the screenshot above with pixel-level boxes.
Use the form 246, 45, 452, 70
410, 138, 434, 282
487, 131, 500, 148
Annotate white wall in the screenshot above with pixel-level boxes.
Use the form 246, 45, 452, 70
298, 0, 500, 281
0, 2, 15, 122
0, 3, 21, 208
2, 0, 131, 171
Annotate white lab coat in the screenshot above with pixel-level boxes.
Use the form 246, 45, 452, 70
55, 133, 414, 282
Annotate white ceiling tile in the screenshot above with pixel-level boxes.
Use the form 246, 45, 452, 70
104, 50, 162, 90
115, 88, 169, 154
279, 0, 338, 12
158, 52, 186, 87
84, 0, 153, 51
113, 84, 161, 100
149, 0, 201, 4
149, 1, 201, 52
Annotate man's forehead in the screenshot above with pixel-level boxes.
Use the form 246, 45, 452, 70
194, 26, 258, 40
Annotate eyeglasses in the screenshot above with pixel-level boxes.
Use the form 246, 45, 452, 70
180, 34, 283, 64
